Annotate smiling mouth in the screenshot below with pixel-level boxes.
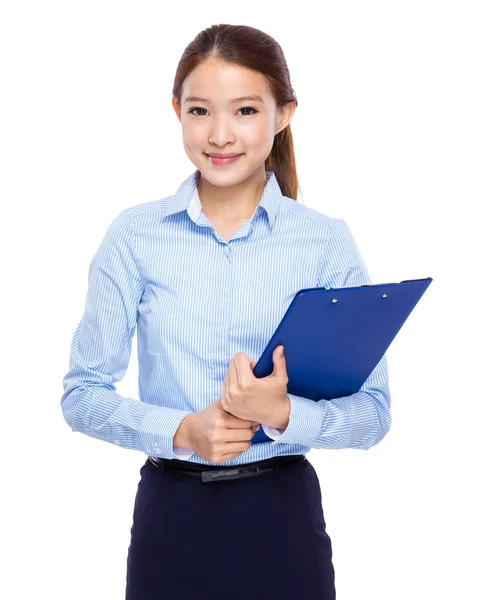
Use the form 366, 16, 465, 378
206, 153, 243, 158
205, 153, 244, 165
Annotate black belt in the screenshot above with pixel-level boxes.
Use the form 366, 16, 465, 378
147, 454, 306, 483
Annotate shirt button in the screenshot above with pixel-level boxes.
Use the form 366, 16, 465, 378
154, 446, 161, 455
114, 440, 121, 446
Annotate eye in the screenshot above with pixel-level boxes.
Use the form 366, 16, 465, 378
188, 107, 207, 116
238, 107, 258, 116
188, 107, 259, 117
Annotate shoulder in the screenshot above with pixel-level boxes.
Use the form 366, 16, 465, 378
114, 196, 173, 222
280, 195, 347, 232
105, 197, 174, 236
96, 197, 173, 254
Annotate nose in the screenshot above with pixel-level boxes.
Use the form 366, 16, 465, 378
208, 114, 236, 148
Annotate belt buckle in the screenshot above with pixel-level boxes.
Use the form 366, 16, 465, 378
202, 466, 259, 483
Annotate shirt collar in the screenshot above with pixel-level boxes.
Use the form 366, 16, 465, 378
162, 169, 283, 230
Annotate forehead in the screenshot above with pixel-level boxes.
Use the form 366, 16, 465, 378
182, 59, 273, 104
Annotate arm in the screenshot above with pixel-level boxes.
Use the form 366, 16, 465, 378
61, 208, 194, 460
262, 218, 392, 450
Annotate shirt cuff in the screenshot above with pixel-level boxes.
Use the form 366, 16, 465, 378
138, 406, 194, 460
172, 446, 195, 460
263, 393, 327, 446
262, 425, 286, 440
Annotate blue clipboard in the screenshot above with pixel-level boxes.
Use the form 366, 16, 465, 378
251, 277, 433, 443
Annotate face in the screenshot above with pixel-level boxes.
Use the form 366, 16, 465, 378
172, 57, 296, 186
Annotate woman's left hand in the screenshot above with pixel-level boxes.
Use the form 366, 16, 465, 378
221, 345, 290, 429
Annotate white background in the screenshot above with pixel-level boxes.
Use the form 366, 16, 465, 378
1, 1, 476, 598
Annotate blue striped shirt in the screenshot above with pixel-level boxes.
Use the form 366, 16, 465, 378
61, 169, 391, 465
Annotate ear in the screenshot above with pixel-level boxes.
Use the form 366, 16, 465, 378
275, 101, 297, 134
172, 97, 181, 122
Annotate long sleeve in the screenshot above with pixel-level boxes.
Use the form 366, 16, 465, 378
262, 218, 392, 450
61, 208, 194, 460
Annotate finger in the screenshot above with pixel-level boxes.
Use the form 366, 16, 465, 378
225, 415, 259, 428
233, 353, 253, 387
224, 429, 256, 442
227, 360, 233, 389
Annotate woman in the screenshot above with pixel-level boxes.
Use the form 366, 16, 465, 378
61, 23, 391, 600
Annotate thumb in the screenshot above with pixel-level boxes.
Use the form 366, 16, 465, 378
273, 345, 285, 370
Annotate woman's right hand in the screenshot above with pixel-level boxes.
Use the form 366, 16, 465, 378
184, 399, 260, 464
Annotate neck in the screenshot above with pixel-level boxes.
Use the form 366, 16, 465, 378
197, 168, 268, 221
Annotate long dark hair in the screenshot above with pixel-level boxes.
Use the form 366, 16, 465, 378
172, 24, 300, 200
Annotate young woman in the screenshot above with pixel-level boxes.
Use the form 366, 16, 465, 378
62, 23, 391, 600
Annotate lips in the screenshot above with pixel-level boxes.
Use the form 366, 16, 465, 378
207, 153, 242, 158
206, 153, 243, 166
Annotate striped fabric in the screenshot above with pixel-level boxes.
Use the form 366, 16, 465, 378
61, 169, 391, 465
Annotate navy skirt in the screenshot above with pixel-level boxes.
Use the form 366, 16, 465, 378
125, 455, 336, 599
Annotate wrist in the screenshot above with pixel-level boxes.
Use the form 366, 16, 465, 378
267, 395, 291, 430
173, 413, 195, 450
278, 395, 291, 429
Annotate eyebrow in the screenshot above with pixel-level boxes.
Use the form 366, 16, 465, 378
184, 94, 265, 104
